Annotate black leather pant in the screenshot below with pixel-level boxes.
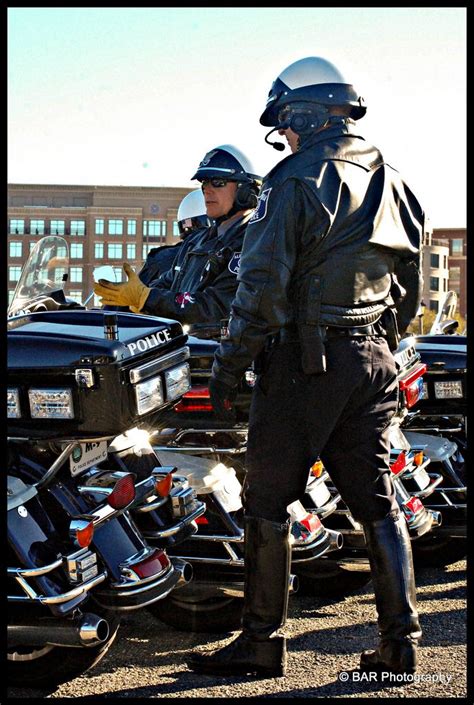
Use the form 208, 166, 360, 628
244, 336, 399, 523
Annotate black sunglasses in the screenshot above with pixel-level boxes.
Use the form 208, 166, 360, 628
200, 178, 230, 188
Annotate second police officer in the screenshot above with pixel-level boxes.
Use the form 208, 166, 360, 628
94, 145, 261, 340
188, 57, 425, 678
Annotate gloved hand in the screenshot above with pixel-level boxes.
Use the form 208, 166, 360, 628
94, 263, 151, 313
208, 376, 237, 422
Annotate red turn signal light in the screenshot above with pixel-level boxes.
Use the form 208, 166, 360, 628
71, 519, 95, 548
130, 548, 170, 579
107, 473, 136, 509
155, 472, 173, 497
390, 451, 407, 475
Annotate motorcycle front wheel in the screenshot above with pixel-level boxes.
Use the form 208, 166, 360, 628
7, 609, 120, 688
149, 593, 243, 633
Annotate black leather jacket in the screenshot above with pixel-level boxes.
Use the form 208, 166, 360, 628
141, 211, 254, 338
213, 118, 425, 387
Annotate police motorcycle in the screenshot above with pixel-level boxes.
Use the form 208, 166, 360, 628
400, 292, 467, 567
7, 236, 204, 687
141, 324, 446, 628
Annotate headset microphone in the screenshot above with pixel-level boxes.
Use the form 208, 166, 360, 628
264, 127, 286, 151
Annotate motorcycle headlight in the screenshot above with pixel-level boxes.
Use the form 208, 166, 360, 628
7, 388, 21, 418
134, 375, 164, 415
434, 380, 463, 399
28, 388, 74, 419
164, 363, 191, 401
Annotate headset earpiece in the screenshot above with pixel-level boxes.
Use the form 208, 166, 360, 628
235, 183, 258, 209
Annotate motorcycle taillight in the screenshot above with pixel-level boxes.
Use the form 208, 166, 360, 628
399, 363, 427, 409
129, 548, 170, 579
174, 385, 213, 412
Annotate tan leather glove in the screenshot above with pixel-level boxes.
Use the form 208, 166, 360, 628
93, 263, 151, 313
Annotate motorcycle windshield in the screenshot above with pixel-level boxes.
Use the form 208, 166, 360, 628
8, 236, 70, 318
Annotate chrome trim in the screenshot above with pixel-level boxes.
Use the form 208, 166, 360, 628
129, 347, 190, 384
8, 570, 107, 604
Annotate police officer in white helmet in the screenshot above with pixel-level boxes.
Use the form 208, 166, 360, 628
188, 56, 425, 677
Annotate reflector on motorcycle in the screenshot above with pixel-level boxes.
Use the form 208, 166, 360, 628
310, 459, 324, 478
107, 473, 136, 509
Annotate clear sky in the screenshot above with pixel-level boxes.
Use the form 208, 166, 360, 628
8, 7, 466, 228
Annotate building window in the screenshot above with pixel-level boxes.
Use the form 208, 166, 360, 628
450, 266, 461, 283
95, 219, 105, 235
444, 255, 448, 269
69, 267, 83, 283
451, 239, 463, 255
9, 219, 25, 234
9, 266, 22, 281
127, 219, 137, 236
126, 243, 136, 260
95, 243, 104, 259
113, 266, 124, 283
108, 219, 123, 236
70, 243, 83, 259
108, 243, 123, 259
9, 241, 22, 257
430, 277, 439, 292
50, 219, 65, 235
71, 220, 86, 236
29, 241, 38, 252
142, 244, 156, 258
68, 290, 83, 303
173, 221, 180, 237
430, 253, 439, 268
30, 219, 45, 235
143, 220, 166, 238
429, 300, 439, 312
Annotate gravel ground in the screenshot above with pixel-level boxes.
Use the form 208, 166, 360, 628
7, 559, 467, 699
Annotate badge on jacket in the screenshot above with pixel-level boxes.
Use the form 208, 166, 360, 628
228, 252, 241, 275
249, 187, 272, 224
175, 292, 195, 308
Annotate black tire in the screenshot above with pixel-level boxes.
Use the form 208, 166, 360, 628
149, 593, 243, 633
7, 610, 120, 688
295, 560, 372, 597
412, 536, 467, 568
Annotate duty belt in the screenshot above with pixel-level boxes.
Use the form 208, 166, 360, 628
274, 322, 385, 344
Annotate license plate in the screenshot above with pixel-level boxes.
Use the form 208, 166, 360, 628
70, 441, 108, 476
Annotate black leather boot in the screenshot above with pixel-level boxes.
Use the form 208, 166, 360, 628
187, 516, 291, 676
360, 513, 422, 674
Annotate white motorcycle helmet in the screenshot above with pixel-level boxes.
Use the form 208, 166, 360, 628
177, 190, 211, 239
192, 144, 261, 215
260, 56, 366, 134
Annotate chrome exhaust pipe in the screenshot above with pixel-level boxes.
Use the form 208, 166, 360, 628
8, 612, 110, 648
170, 557, 193, 587
428, 510, 442, 529
326, 528, 344, 551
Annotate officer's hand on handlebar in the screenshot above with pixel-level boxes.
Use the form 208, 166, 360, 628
93, 263, 151, 313
208, 376, 237, 422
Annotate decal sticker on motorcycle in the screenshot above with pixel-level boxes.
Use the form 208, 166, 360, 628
175, 292, 196, 309
248, 187, 272, 224
127, 329, 172, 355
228, 252, 241, 275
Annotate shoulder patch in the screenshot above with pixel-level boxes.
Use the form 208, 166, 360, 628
228, 252, 242, 275
248, 187, 272, 224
